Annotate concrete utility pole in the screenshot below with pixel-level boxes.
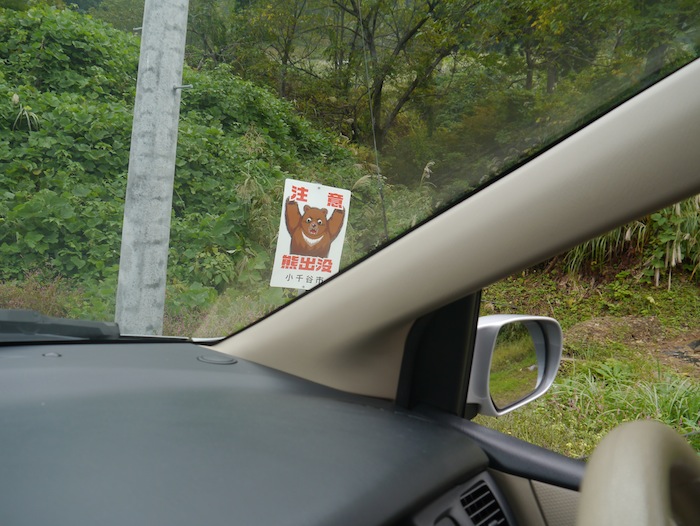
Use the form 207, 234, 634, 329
115, 0, 190, 335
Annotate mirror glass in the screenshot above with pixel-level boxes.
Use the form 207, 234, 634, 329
489, 322, 539, 409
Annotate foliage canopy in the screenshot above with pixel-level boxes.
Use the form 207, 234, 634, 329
1, 1, 699, 323
0, 5, 363, 306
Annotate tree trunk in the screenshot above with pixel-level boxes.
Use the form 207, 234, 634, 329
525, 47, 534, 90
547, 63, 558, 93
643, 44, 669, 83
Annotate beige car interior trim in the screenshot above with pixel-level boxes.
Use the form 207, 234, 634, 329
489, 469, 581, 526
577, 419, 700, 526
488, 470, 547, 526
531, 479, 580, 526
215, 60, 700, 399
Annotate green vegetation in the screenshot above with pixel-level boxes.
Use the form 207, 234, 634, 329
0, 5, 453, 324
482, 267, 700, 332
563, 197, 700, 289
1, 3, 697, 324
476, 359, 700, 458
0, 6, 362, 316
489, 327, 538, 409
479, 269, 700, 457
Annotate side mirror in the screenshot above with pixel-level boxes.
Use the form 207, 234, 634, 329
466, 315, 562, 417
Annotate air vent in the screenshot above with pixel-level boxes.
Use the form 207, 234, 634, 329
460, 481, 508, 526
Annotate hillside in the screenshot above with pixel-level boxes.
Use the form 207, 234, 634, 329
2, 5, 699, 321
0, 6, 367, 315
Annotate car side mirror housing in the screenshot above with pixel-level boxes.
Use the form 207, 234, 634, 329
466, 315, 563, 417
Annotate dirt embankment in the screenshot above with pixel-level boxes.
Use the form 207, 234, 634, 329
564, 316, 700, 377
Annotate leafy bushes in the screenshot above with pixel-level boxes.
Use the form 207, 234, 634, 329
0, 86, 132, 281
0, 5, 360, 308
0, 5, 137, 99
2, 4, 698, 330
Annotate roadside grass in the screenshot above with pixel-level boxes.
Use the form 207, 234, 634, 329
478, 268, 700, 457
0, 272, 290, 337
489, 335, 538, 409
475, 358, 700, 458
0, 273, 209, 336
482, 267, 700, 333
185, 286, 290, 337
0, 271, 79, 318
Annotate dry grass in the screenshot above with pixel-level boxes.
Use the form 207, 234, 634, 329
0, 272, 77, 318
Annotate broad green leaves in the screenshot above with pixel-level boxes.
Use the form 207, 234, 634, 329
0, 5, 138, 98
0, 5, 357, 300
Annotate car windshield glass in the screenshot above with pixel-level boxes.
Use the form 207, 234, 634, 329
1, 1, 699, 339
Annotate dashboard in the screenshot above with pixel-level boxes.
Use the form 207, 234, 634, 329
0, 341, 543, 525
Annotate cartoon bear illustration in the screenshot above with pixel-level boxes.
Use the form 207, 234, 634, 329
285, 199, 345, 258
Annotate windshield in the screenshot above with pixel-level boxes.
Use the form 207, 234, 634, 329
1, 0, 699, 338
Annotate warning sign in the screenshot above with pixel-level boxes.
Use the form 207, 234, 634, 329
270, 179, 351, 290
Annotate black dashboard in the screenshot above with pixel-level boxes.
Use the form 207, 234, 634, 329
0, 341, 518, 525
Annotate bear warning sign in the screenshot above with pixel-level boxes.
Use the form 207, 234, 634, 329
270, 178, 351, 290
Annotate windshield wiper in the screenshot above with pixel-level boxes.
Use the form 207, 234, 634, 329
0, 309, 121, 341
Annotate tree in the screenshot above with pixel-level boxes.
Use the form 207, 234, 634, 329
328, 0, 475, 149
92, 0, 244, 69
479, 0, 624, 94
621, 0, 700, 82
186, 0, 240, 67
230, 1, 476, 150
90, 0, 144, 33
247, 0, 321, 97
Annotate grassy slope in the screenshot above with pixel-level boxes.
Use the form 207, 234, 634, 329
477, 267, 700, 457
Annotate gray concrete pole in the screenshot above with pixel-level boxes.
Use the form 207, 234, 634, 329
115, 0, 190, 335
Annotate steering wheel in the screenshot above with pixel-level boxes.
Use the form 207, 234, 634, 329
577, 419, 700, 526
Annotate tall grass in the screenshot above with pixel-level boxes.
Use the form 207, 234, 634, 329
475, 361, 700, 458
563, 195, 700, 288
0, 272, 76, 317
479, 269, 700, 457
554, 360, 699, 454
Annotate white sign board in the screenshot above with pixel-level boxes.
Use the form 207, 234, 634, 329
270, 179, 351, 290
